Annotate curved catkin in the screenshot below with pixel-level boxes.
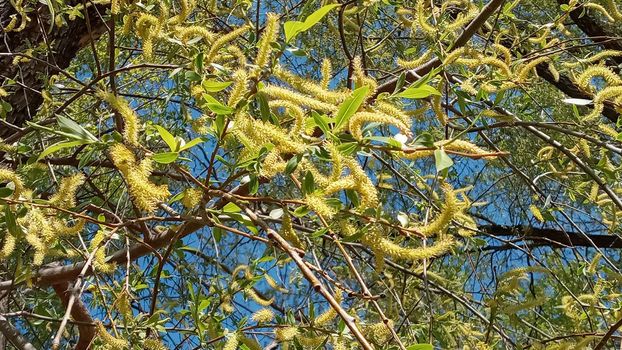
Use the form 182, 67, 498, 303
415, 0, 435, 34
262, 84, 337, 112
109, 143, 170, 213
397, 49, 433, 69
251, 308, 274, 323
97, 91, 140, 145
253, 13, 279, 75
584, 3, 615, 21
584, 85, 622, 120
135, 13, 161, 60
352, 56, 377, 94
564, 50, 622, 68
268, 99, 305, 136
305, 193, 337, 219
90, 230, 116, 273
348, 111, 411, 140
363, 227, 455, 262
415, 183, 458, 236
175, 25, 215, 44
205, 25, 249, 63
96, 321, 128, 349
49, 173, 85, 209
602, 0, 622, 20
0, 168, 24, 198
314, 292, 341, 326
273, 66, 346, 104
264, 274, 288, 293
576, 66, 622, 90
168, 0, 195, 25
246, 288, 274, 306
516, 57, 550, 82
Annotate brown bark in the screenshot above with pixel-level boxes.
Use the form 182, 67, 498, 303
52, 282, 95, 350
0, 0, 108, 139
481, 224, 622, 249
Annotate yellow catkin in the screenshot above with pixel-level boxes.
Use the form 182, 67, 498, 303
262, 84, 337, 112
397, 49, 433, 69
415, 0, 435, 34
96, 321, 128, 350
516, 57, 550, 82
0, 168, 24, 199
321, 58, 332, 89
273, 66, 347, 104
111, 0, 122, 14
415, 183, 458, 236
264, 274, 288, 293
253, 13, 279, 75
269, 99, 305, 136
431, 86, 448, 126
174, 25, 215, 44
297, 335, 327, 347
97, 91, 139, 145
501, 296, 547, 314
49, 173, 85, 209
352, 56, 377, 93
246, 288, 274, 306
227, 69, 248, 108
115, 291, 132, 319
589, 182, 599, 201
223, 333, 239, 350
314, 292, 342, 326
348, 111, 411, 141
109, 143, 170, 213
305, 193, 337, 219
576, 66, 622, 90
90, 230, 115, 273
144, 339, 166, 350
275, 326, 299, 341
364, 320, 394, 344
584, 85, 622, 120
206, 25, 249, 63
135, 13, 161, 60
598, 124, 619, 139
584, 3, 615, 21
400, 139, 495, 161
168, 0, 195, 25
363, 227, 455, 262
280, 213, 304, 249
0, 234, 16, 258
529, 204, 545, 222
564, 50, 622, 68
251, 308, 274, 323
181, 187, 203, 208
602, 0, 622, 20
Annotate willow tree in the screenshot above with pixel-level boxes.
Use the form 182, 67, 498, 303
1, 0, 622, 348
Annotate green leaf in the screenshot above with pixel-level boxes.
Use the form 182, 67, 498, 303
152, 152, 179, 164
255, 92, 272, 122
222, 202, 242, 213
0, 187, 14, 198
434, 149, 454, 172
38, 140, 89, 161
155, 125, 178, 151
334, 86, 369, 131
407, 344, 433, 350
284, 155, 301, 175
397, 85, 441, 99
179, 137, 204, 151
202, 79, 232, 92
5, 205, 20, 237
302, 171, 315, 195
284, 4, 340, 43
206, 103, 234, 115
57, 115, 98, 142
311, 111, 332, 136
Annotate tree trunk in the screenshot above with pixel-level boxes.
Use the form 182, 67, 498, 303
0, 0, 108, 139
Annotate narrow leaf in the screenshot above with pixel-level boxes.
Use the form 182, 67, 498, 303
334, 86, 369, 131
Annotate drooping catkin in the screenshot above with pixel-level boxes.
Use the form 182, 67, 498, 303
320, 58, 332, 89
96, 321, 128, 349
90, 230, 116, 273
97, 91, 140, 145
0, 168, 24, 199
314, 291, 342, 326
109, 143, 170, 213
253, 13, 279, 75
246, 288, 274, 306
205, 25, 249, 63
415, 183, 458, 236
49, 173, 85, 209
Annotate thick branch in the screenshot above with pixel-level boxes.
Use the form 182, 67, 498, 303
0, 315, 37, 350
480, 225, 622, 249
52, 282, 95, 350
